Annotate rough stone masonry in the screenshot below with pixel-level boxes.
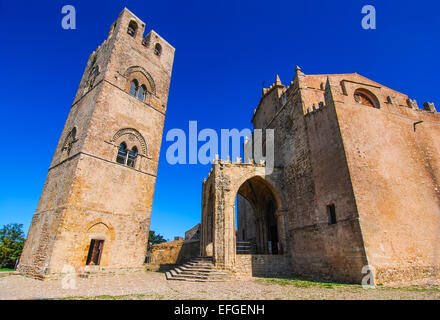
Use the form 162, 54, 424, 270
17, 8, 175, 278
201, 68, 440, 285
18, 8, 440, 286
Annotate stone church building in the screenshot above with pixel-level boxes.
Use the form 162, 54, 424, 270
18, 9, 440, 285
201, 69, 440, 285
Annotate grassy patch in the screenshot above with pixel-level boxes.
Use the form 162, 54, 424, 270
255, 277, 358, 289
0, 268, 14, 272
384, 285, 440, 293
255, 277, 440, 293
61, 293, 167, 300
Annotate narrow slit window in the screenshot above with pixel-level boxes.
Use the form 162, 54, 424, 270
127, 21, 138, 37
129, 80, 138, 97
127, 147, 138, 168
137, 85, 146, 101
116, 142, 128, 164
327, 204, 337, 225
154, 43, 162, 56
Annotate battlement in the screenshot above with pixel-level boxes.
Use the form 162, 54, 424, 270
253, 67, 438, 129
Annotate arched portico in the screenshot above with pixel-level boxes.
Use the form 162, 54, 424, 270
235, 176, 281, 255
200, 160, 287, 270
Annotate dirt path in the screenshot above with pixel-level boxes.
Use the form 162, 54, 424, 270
0, 271, 439, 300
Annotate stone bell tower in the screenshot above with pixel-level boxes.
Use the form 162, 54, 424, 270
17, 8, 175, 278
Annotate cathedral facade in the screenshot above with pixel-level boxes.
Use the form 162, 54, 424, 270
201, 68, 440, 284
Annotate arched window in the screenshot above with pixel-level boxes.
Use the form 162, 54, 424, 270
62, 127, 77, 159
127, 147, 138, 167
154, 43, 162, 56
128, 80, 148, 102
116, 143, 138, 168
129, 80, 138, 97
354, 89, 379, 109
137, 85, 146, 101
116, 142, 128, 164
127, 21, 138, 37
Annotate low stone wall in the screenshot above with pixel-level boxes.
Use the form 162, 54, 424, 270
0, 271, 17, 278
233, 254, 291, 278
145, 240, 200, 271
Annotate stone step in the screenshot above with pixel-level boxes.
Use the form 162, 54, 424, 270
166, 257, 230, 282
178, 270, 224, 276
184, 263, 215, 268
193, 257, 213, 261
174, 272, 228, 280
187, 260, 214, 264
166, 274, 226, 282
177, 266, 224, 273
170, 269, 226, 280
174, 268, 227, 277
236, 241, 257, 254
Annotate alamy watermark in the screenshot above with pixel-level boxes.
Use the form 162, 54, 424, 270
165, 121, 275, 174
61, 4, 376, 31
361, 265, 376, 289
361, 5, 376, 30
61, 264, 77, 289
61, 5, 76, 30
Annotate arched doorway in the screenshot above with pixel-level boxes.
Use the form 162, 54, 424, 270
235, 176, 281, 255
200, 162, 285, 269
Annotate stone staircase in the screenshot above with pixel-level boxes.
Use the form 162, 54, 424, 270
236, 241, 257, 254
165, 257, 230, 282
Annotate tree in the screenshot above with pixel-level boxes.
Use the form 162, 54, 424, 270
148, 230, 167, 245
0, 223, 25, 269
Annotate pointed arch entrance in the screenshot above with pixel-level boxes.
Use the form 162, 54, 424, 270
235, 176, 280, 255
200, 161, 287, 270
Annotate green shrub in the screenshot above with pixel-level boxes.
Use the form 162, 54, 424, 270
0, 223, 25, 269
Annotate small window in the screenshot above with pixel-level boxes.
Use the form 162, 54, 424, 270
129, 80, 138, 97
86, 239, 104, 266
116, 142, 128, 164
154, 43, 162, 56
281, 92, 288, 106
127, 147, 138, 167
137, 85, 146, 101
71, 127, 77, 140
327, 204, 337, 225
127, 21, 138, 37
62, 127, 77, 157
116, 142, 138, 168
353, 89, 379, 109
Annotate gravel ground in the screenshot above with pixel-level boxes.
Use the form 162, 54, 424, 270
0, 271, 439, 300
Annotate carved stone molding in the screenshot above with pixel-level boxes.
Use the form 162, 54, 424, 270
111, 128, 148, 156
123, 65, 156, 95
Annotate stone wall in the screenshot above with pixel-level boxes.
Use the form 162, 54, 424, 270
200, 69, 440, 285
329, 75, 440, 285
145, 240, 200, 271
233, 255, 291, 278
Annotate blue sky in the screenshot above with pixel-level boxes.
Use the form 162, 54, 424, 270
0, 0, 439, 241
